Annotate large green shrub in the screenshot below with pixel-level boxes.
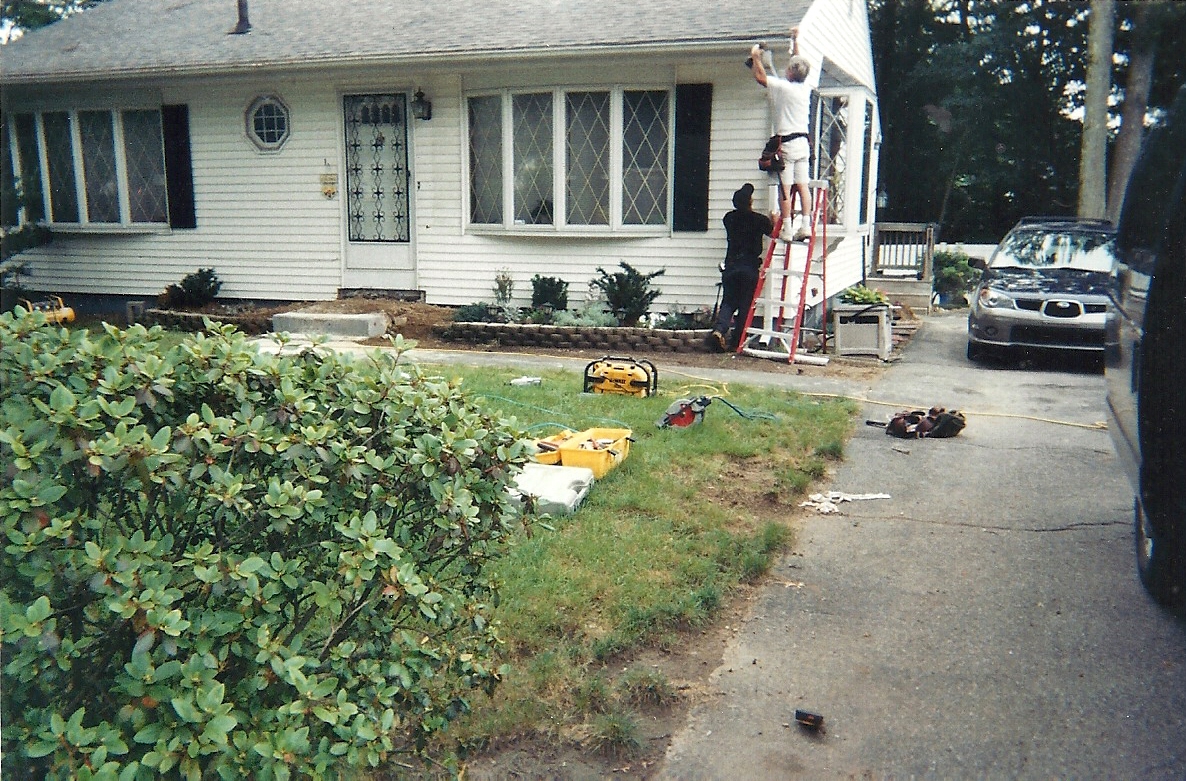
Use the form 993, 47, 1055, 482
0, 310, 528, 779
590, 263, 664, 326
529, 275, 569, 312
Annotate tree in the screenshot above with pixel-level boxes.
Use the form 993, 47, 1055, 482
869, 0, 1185, 241
1106, 0, 1186, 223
0, 0, 105, 42
1078, 0, 1114, 220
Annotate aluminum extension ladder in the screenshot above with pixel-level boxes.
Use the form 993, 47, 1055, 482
736, 180, 830, 365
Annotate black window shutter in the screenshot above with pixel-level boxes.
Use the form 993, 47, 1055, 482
673, 83, 712, 232
162, 104, 196, 229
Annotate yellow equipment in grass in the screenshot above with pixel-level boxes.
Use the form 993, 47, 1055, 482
532, 427, 633, 479
21, 295, 75, 324
582, 356, 657, 397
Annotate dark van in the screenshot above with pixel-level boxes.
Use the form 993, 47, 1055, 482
1105, 83, 1186, 606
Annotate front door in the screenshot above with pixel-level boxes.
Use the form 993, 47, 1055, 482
341, 93, 415, 290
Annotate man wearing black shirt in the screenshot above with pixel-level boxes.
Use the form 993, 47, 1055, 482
711, 183, 775, 351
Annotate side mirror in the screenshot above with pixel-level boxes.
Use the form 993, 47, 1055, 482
969, 256, 988, 271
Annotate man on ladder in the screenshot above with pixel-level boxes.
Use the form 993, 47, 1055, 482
734, 180, 830, 366
750, 27, 812, 243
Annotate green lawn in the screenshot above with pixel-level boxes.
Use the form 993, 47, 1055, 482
413, 359, 859, 757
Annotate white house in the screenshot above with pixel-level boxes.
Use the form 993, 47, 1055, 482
0, 0, 880, 314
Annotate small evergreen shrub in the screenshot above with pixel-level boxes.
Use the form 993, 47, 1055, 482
653, 306, 712, 330
529, 275, 569, 312
0, 310, 527, 778
590, 263, 664, 326
453, 302, 498, 323
932, 250, 980, 298
159, 267, 222, 309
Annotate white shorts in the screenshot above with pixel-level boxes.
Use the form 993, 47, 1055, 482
782, 136, 810, 185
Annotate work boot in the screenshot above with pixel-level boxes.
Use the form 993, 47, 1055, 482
710, 331, 727, 351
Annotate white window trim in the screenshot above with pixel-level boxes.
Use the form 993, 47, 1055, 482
465, 86, 674, 237
10, 108, 169, 233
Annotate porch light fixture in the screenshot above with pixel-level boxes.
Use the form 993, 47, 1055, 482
411, 89, 432, 121
876, 188, 889, 209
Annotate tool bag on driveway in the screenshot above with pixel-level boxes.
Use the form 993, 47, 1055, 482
884, 407, 966, 439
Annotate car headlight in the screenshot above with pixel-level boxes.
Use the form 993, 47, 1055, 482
977, 287, 1015, 309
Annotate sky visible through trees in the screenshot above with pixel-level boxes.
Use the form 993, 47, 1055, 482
870, 0, 1185, 241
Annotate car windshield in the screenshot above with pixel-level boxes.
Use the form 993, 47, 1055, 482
989, 228, 1116, 273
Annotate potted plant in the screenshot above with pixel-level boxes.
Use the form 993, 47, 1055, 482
932, 249, 980, 307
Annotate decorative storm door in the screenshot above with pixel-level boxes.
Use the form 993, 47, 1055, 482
342, 93, 414, 288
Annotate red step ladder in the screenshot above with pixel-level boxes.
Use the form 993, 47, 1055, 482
736, 180, 830, 365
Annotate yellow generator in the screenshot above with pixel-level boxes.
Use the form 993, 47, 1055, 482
582, 356, 657, 397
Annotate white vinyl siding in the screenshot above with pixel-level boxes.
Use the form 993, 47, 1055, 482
9, 34, 877, 311
12, 79, 346, 301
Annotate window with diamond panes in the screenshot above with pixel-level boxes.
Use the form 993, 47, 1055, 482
79, 111, 120, 223
469, 95, 503, 224
512, 93, 554, 225
467, 88, 673, 230
11, 114, 45, 223
621, 90, 669, 226
122, 109, 168, 223
5, 108, 177, 228
816, 95, 848, 225
42, 112, 80, 223
566, 91, 610, 226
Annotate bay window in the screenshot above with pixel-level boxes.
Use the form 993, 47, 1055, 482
468, 87, 672, 231
4, 105, 182, 230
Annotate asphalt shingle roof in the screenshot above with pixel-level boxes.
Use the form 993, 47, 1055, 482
1, 0, 813, 85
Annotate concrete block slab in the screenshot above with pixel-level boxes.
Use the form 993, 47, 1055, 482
272, 311, 388, 338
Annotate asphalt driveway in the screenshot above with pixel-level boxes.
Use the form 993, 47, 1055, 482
658, 313, 1186, 779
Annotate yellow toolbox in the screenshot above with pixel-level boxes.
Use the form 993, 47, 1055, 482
531, 427, 633, 478
556, 427, 632, 478
531, 430, 577, 466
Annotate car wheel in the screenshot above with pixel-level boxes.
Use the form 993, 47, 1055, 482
1134, 497, 1184, 606
966, 341, 983, 362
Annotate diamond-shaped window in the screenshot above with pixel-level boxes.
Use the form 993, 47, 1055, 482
512, 93, 554, 225
622, 90, 669, 226
566, 92, 611, 226
122, 109, 168, 223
